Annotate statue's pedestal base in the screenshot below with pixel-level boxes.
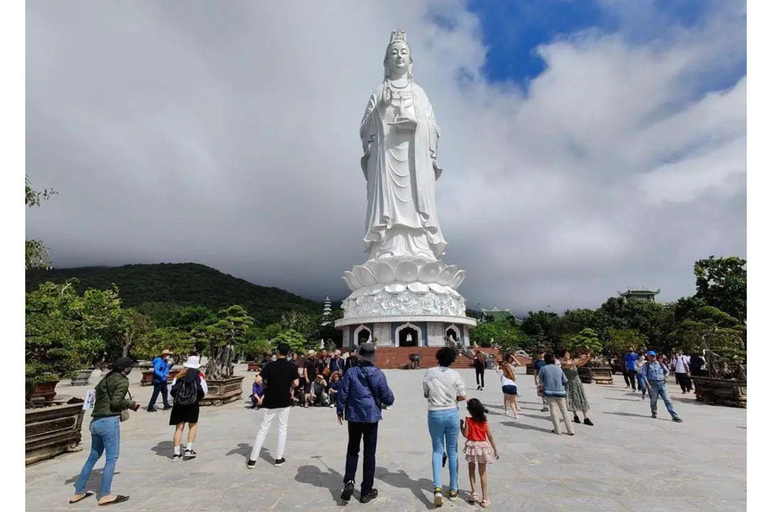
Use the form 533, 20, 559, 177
335, 315, 475, 348
336, 257, 476, 348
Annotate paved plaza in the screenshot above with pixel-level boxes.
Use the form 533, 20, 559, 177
26, 366, 746, 511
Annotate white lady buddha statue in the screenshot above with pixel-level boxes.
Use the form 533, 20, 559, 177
360, 30, 447, 262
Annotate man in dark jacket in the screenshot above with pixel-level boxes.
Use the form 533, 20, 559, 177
337, 343, 394, 504
147, 349, 173, 412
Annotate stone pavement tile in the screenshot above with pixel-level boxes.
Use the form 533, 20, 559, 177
492, 493, 562, 511
621, 497, 716, 512
559, 477, 635, 497
549, 496, 631, 511
27, 369, 747, 512
129, 486, 225, 510
199, 488, 283, 512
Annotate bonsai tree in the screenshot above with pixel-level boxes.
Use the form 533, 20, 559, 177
132, 327, 195, 363
201, 305, 254, 380
566, 328, 602, 357
26, 281, 82, 403
670, 304, 746, 379
272, 329, 307, 355
601, 327, 647, 357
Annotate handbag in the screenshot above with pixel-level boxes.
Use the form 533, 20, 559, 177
104, 376, 133, 422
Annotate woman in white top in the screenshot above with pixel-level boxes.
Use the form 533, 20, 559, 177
634, 354, 647, 399
423, 347, 467, 507
498, 355, 519, 418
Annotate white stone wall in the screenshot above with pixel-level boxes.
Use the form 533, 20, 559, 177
427, 322, 446, 347
373, 323, 392, 346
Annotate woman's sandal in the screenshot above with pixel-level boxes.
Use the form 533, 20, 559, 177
98, 495, 129, 506
480, 498, 492, 508
68, 491, 94, 504
468, 492, 480, 504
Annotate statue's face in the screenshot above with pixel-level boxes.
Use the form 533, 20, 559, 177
386, 42, 410, 74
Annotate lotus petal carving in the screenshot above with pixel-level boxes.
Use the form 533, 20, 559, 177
418, 261, 442, 282
344, 271, 362, 290
408, 282, 430, 293
449, 270, 466, 289
353, 265, 376, 287
385, 283, 407, 293
429, 283, 447, 294
396, 260, 419, 283
372, 261, 396, 284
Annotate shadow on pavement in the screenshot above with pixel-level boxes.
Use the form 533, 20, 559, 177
603, 411, 671, 420
64, 468, 121, 487
501, 421, 552, 434
225, 442, 271, 463
150, 440, 174, 459
376, 466, 434, 509
294, 459, 345, 506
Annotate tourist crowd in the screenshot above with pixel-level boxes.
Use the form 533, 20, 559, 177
69, 342, 691, 508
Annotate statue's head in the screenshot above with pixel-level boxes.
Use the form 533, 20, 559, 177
384, 30, 413, 79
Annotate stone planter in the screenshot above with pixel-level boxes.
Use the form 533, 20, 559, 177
247, 362, 260, 372
578, 366, 614, 385
141, 368, 180, 386
26, 402, 86, 465
70, 370, 93, 387
32, 380, 60, 402
200, 376, 244, 406
692, 376, 746, 408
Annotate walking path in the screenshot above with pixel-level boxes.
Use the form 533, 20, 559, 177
26, 366, 746, 511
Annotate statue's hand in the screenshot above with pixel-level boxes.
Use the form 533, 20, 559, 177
391, 115, 417, 130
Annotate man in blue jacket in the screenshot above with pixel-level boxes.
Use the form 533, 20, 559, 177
147, 349, 173, 412
337, 342, 394, 504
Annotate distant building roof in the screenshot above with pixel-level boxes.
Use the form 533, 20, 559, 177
619, 288, 660, 302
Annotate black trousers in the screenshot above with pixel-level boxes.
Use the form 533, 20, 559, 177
676, 372, 693, 393
627, 370, 637, 390
344, 421, 379, 494
475, 368, 485, 387
148, 379, 169, 409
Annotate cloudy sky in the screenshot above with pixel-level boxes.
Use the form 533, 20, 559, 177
25, 0, 746, 314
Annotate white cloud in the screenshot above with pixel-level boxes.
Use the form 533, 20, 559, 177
25, 0, 745, 313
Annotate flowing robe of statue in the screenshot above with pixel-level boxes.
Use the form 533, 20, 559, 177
360, 80, 447, 261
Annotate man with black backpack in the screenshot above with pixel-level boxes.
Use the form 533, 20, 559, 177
336, 342, 395, 504
247, 343, 300, 468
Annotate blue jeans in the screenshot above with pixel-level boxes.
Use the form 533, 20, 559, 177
648, 381, 678, 418
74, 416, 121, 497
637, 375, 646, 395
427, 408, 460, 492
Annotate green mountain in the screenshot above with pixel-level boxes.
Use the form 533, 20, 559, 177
25, 263, 322, 325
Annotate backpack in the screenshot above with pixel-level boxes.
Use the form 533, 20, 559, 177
172, 377, 199, 406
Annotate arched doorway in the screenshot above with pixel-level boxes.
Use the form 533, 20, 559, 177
398, 326, 419, 347
354, 325, 371, 345
446, 326, 459, 343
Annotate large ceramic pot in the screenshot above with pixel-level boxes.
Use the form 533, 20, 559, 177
200, 376, 245, 406
32, 380, 60, 402
692, 376, 746, 408
578, 366, 614, 385
526, 363, 534, 375
70, 370, 93, 387
246, 362, 260, 372
26, 402, 85, 465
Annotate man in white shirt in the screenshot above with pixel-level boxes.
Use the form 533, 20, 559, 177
670, 351, 692, 394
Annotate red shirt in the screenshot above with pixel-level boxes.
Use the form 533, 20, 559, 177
466, 417, 488, 442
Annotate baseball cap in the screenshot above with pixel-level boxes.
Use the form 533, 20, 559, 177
646, 350, 657, 357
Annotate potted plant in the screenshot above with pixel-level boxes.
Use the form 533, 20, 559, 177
672, 305, 747, 407
195, 306, 253, 406
133, 327, 194, 385
565, 329, 613, 385
25, 281, 93, 464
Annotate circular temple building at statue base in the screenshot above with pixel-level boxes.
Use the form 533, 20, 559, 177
334, 257, 477, 348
